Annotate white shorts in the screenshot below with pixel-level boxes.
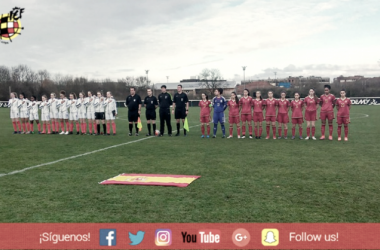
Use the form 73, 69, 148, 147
87, 112, 95, 120
50, 111, 59, 119
41, 113, 50, 121
59, 112, 69, 120
105, 112, 115, 120
10, 111, 19, 119
69, 112, 78, 121
20, 111, 29, 118
29, 112, 39, 121
78, 111, 86, 119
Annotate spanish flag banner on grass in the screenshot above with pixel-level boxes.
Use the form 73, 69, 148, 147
137, 117, 142, 131
100, 173, 201, 187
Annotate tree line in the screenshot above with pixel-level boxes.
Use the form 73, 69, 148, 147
1, 65, 379, 101
0, 65, 153, 101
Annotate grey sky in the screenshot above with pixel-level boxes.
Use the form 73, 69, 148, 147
1, 0, 379, 83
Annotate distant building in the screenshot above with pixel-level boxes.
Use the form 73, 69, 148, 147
237, 75, 330, 93
154, 79, 237, 98
236, 81, 273, 94
278, 82, 291, 88
333, 75, 380, 85
334, 75, 365, 83
299, 76, 330, 84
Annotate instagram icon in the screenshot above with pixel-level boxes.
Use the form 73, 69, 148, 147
155, 229, 172, 246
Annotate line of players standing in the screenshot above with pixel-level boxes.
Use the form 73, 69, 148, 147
7, 84, 190, 137
7, 84, 351, 141
198, 84, 351, 141
8, 90, 118, 135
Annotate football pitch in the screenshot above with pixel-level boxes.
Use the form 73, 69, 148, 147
0, 106, 379, 223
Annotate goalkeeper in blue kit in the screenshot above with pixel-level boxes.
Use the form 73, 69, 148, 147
211, 88, 227, 138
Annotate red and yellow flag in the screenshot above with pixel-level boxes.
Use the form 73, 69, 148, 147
100, 173, 200, 187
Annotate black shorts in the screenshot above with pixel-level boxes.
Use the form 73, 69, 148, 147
175, 108, 186, 119
128, 111, 139, 122
95, 112, 105, 120
146, 109, 156, 120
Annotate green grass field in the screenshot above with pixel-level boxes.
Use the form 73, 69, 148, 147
0, 106, 379, 223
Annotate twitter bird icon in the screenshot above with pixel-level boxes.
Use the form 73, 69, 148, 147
129, 231, 145, 245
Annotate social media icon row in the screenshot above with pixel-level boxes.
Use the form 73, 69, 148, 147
99, 228, 279, 247
181, 228, 279, 247
99, 229, 145, 246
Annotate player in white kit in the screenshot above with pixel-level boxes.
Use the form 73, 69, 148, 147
94, 91, 106, 135
68, 93, 80, 135
19, 93, 30, 134
39, 95, 51, 134
77, 92, 87, 135
103, 91, 118, 135
8, 92, 22, 134
85, 91, 96, 135
49, 93, 59, 134
28, 95, 41, 134
57, 90, 69, 135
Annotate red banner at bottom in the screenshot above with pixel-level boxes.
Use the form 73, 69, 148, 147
0, 223, 378, 249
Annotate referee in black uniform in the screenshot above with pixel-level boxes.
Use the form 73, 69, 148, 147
172, 84, 189, 136
158, 85, 173, 136
126, 87, 142, 136
144, 88, 158, 136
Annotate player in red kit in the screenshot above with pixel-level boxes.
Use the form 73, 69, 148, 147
276, 91, 290, 139
239, 89, 253, 138
336, 89, 351, 141
199, 93, 212, 138
264, 91, 277, 139
227, 92, 241, 138
304, 88, 320, 140
252, 91, 264, 139
290, 92, 304, 139
319, 85, 336, 140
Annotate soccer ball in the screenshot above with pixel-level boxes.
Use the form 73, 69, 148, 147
155, 130, 160, 136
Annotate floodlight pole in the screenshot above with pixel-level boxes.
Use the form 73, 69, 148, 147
242, 66, 247, 89
274, 72, 277, 86
145, 70, 149, 84
146, 69, 150, 94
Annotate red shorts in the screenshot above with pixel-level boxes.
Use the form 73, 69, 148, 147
200, 116, 210, 123
229, 116, 240, 124
337, 116, 350, 125
241, 114, 252, 122
265, 116, 276, 122
292, 118, 303, 124
253, 112, 264, 122
320, 112, 334, 121
305, 110, 317, 121
276, 113, 289, 123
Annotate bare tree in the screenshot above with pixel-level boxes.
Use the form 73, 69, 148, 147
198, 68, 225, 96
0, 66, 11, 83
11, 65, 38, 83
117, 76, 136, 87
0, 66, 11, 97
135, 76, 150, 88
37, 70, 50, 83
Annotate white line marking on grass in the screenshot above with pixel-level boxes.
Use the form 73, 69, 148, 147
0, 124, 201, 178
349, 113, 369, 120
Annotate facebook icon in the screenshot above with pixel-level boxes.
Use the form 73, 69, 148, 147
99, 229, 117, 246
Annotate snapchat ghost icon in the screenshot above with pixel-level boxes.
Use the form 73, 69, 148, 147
262, 229, 279, 246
